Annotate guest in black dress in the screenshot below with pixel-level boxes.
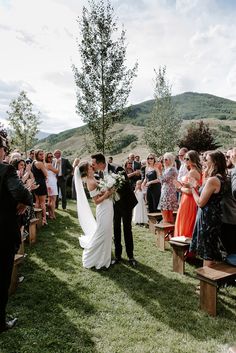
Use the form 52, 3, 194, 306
142, 153, 161, 212
189, 150, 227, 267
31, 150, 48, 225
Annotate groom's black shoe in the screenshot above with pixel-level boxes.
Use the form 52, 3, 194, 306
111, 258, 121, 265
128, 258, 137, 267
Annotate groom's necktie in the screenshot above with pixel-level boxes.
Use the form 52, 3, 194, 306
99, 170, 104, 179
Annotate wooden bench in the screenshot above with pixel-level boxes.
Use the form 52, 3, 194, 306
147, 212, 163, 233
34, 208, 42, 228
169, 239, 190, 274
154, 222, 175, 251
147, 211, 177, 234
28, 218, 39, 245
196, 263, 236, 316
9, 254, 24, 296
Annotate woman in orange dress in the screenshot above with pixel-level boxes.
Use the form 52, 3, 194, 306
174, 150, 202, 238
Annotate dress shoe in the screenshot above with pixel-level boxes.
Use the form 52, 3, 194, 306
111, 258, 121, 265
128, 258, 137, 267
0, 318, 18, 333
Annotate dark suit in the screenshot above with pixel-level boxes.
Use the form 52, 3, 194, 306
56, 158, 73, 209
129, 160, 141, 190
108, 163, 138, 259
0, 163, 32, 328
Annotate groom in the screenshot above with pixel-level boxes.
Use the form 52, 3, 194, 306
91, 153, 138, 266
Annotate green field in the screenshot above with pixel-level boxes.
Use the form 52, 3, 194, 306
1, 200, 236, 353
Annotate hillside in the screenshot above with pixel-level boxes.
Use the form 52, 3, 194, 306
35, 92, 236, 162
124, 92, 236, 125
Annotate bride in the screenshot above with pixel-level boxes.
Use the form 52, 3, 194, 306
75, 161, 114, 269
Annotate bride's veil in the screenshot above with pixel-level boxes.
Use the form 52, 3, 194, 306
74, 166, 97, 236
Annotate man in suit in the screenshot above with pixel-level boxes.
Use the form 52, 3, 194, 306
91, 153, 138, 266
53, 149, 73, 210
0, 135, 33, 333
128, 153, 141, 189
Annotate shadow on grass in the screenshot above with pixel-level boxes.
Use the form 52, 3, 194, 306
31, 212, 83, 274
99, 260, 236, 341
0, 257, 97, 353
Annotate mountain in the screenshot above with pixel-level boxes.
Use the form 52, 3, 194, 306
36, 130, 51, 140
35, 92, 236, 162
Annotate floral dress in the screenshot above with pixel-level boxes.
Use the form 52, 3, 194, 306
159, 167, 178, 211
190, 176, 225, 260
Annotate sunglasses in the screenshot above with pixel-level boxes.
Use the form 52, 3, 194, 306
184, 157, 190, 161
226, 155, 230, 159
164, 158, 169, 161
147, 157, 154, 160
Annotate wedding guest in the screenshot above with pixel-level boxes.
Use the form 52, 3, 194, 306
132, 180, 148, 225
25, 149, 35, 165
31, 150, 48, 225
220, 147, 236, 254
0, 135, 32, 333
142, 153, 161, 212
53, 149, 73, 210
128, 153, 141, 187
124, 160, 136, 190
174, 150, 202, 238
157, 152, 178, 224
45, 152, 59, 219
231, 148, 236, 199
108, 156, 113, 164
189, 150, 227, 267
177, 147, 188, 182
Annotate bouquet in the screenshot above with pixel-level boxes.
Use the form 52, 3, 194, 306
98, 171, 125, 202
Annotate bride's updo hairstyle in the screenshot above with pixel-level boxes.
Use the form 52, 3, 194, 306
78, 161, 89, 178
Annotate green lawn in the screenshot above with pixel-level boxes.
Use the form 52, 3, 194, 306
1, 200, 236, 353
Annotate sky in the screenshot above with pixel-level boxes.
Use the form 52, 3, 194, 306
1, 0, 236, 133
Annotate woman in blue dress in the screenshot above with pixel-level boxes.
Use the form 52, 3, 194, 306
189, 150, 227, 267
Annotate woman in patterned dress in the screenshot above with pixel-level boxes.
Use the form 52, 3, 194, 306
157, 152, 178, 223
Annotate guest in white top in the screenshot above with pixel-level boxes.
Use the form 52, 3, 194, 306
45, 152, 59, 219
177, 147, 188, 182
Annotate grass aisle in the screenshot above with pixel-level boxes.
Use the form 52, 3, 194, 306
1, 200, 236, 353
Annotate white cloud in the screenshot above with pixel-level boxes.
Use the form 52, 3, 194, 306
0, 0, 236, 133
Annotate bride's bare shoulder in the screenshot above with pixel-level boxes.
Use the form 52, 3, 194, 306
87, 178, 98, 191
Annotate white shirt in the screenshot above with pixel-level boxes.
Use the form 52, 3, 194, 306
177, 162, 188, 182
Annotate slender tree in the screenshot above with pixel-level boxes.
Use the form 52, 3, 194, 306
72, 0, 138, 153
7, 91, 40, 157
178, 120, 220, 152
144, 66, 182, 156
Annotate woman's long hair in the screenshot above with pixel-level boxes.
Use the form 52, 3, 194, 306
187, 150, 202, 174
207, 150, 227, 180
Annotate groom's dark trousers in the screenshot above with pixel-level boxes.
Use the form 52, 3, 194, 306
108, 163, 137, 259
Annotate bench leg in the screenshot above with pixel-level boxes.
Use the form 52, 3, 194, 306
199, 281, 217, 316
156, 230, 165, 251
29, 223, 37, 245
172, 246, 185, 274
149, 220, 155, 234
35, 211, 42, 228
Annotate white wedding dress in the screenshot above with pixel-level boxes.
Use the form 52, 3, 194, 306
75, 167, 113, 269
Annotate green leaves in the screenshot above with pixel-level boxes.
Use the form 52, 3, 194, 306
7, 90, 41, 156
72, 0, 138, 153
